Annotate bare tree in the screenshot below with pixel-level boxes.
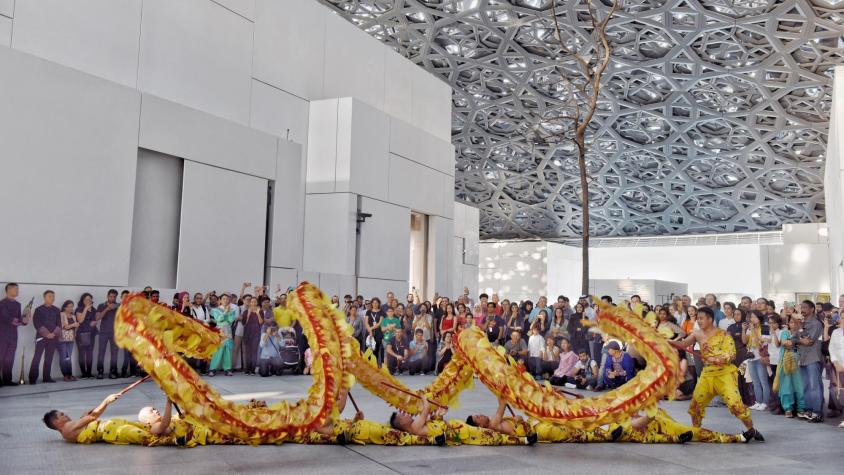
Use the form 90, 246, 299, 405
530, 0, 618, 295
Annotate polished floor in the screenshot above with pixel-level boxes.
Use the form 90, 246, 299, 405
0, 374, 840, 474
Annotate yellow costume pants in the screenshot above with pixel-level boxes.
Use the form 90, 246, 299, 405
533, 421, 615, 443
689, 365, 752, 429
437, 420, 522, 446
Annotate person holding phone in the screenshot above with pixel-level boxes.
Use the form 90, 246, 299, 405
94, 289, 120, 380
743, 312, 771, 411
0, 283, 31, 386
241, 297, 262, 375
795, 300, 824, 422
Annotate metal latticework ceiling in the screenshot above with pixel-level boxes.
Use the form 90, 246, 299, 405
322, 0, 844, 239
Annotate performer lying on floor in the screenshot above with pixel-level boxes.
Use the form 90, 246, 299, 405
388, 397, 536, 446
465, 397, 621, 443
43, 392, 125, 443
43, 386, 447, 447
616, 408, 752, 444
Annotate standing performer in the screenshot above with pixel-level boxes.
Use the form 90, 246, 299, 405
672, 307, 763, 442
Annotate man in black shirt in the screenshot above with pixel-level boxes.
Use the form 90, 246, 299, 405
29, 290, 60, 384
95, 289, 120, 379
385, 330, 408, 375
0, 283, 31, 386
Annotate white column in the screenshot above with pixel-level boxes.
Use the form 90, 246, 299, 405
825, 66, 844, 298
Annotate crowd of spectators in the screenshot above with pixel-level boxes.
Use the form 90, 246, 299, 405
1, 282, 842, 429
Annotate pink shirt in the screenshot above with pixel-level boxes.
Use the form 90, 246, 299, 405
553, 350, 579, 378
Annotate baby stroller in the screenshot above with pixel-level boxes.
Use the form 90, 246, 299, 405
278, 330, 301, 374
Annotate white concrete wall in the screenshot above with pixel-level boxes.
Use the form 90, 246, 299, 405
588, 244, 764, 298
128, 149, 183, 289
304, 96, 456, 298
177, 161, 267, 292
0, 47, 141, 286
251, 0, 451, 141
479, 241, 549, 303
453, 203, 480, 298
0, 0, 464, 378
302, 193, 358, 277
588, 279, 688, 305
481, 229, 830, 304
760, 223, 830, 303
825, 66, 844, 298
546, 243, 582, 299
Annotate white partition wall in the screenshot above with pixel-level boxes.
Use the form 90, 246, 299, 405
825, 66, 844, 298
0, 47, 141, 286
177, 162, 267, 292
480, 229, 830, 304
304, 97, 456, 299
453, 203, 480, 297
0, 0, 469, 378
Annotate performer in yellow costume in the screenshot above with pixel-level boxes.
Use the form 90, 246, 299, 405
616, 409, 744, 444
45, 386, 451, 447
309, 388, 444, 446
463, 398, 619, 443
388, 398, 529, 446
672, 307, 763, 442
532, 420, 621, 443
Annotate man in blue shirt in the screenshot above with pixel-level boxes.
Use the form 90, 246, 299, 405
705, 293, 726, 327
406, 329, 428, 375
602, 341, 634, 389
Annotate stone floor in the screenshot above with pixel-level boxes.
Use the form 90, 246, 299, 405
0, 374, 840, 474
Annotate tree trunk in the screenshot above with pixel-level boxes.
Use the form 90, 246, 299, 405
577, 139, 589, 296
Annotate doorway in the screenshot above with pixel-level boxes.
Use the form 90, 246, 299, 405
409, 212, 428, 298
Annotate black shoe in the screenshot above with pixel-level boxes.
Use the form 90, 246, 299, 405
526, 432, 538, 446
28, 380, 37, 385
807, 413, 823, 423
4, 381, 18, 387
108, 372, 118, 380
434, 434, 446, 447
678, 431, 693, 444
335, 433, 347, 445
43, 379, 56, 383
611, 425, 624, 442
96, 372, 104, 380
741, 428, 758, 442
120, 370, 128, 378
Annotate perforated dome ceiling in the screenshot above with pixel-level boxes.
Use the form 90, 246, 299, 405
322, 0, 844, 239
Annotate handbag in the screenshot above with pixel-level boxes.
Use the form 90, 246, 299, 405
77, 332, 93, 347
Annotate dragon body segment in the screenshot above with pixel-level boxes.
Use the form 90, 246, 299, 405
115, 283, 680, 436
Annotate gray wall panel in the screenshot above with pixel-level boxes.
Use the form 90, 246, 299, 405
139, 94, 277, 179
177, 161, 266, 291
0, 47, 140, 285
128, 150, 183, 288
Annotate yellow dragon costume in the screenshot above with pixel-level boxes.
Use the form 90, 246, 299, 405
87, 282, 744, 446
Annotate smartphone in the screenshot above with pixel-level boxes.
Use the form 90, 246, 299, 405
23, 297, 34, 314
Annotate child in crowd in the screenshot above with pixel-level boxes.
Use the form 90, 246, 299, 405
527, 323, 544, 379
